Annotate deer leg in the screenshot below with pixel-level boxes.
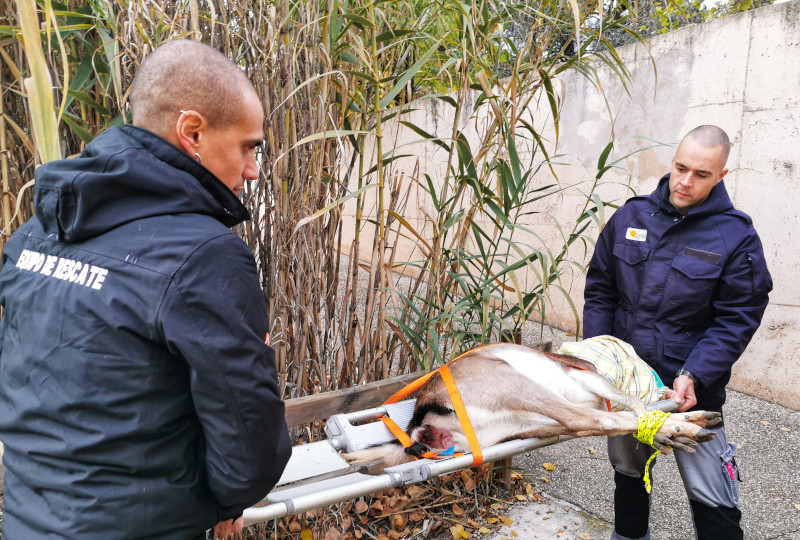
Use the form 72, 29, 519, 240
565, 368, 648, 415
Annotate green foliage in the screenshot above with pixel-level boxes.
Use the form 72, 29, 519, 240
601, 0, 775, 46
5, 0, 646, 399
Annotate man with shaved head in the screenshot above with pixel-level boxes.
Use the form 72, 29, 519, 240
583, 125, 772, 540
0, 40, 290, 539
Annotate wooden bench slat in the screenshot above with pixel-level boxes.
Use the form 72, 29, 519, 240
284, 372, 422, 427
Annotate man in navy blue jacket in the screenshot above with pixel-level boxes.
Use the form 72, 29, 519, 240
0, 41, 290, 539
584, 125, 772, 540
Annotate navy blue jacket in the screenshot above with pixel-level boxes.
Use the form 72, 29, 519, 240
0, 125, 291, 539
583, 175, 771, 411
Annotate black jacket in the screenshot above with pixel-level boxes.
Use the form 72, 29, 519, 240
0, 125, 291, 539
584, 176, 772, 410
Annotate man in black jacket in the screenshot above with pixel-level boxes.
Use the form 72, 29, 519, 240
0, 40, 291, 539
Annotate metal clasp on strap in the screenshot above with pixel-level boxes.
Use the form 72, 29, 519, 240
404, 442, 430, 458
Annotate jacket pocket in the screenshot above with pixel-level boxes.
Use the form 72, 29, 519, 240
664, 255, 722, 308
613, 243, 650, 266
662, 340, 696, 373
612, 243, 650, 300
747, 250, 772, 297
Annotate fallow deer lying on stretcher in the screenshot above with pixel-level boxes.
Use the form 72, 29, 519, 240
345, 343, 721, 468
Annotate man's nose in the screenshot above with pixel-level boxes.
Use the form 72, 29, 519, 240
244, 154, 260, 180
679, 174, 693, 186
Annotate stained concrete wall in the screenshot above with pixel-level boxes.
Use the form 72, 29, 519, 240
551, 1, 800, 410
342, 0, 800, 409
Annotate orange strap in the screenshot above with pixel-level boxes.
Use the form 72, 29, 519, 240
379, 344, 499, 465
439, 364, 482, 466
380, 415, 455, 460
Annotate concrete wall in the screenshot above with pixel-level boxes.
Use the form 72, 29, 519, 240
342, 1, 800, 409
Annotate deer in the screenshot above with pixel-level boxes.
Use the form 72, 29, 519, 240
345, 343, 721, 468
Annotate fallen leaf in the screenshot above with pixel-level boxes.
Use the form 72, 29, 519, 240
407, 485, 426, 498
323, 527, 342, 540
288, 520, 302, 533
587, 447, 596, 454
409, 510, 426, 521
465, 478, 476, 491
449, 524, 470, 539
781, 427, 791, 432
557, 530, 565, 533
461, 469, 474, 480
794, 503, 800, 511
487, 517, 499, 524
540, 476, 550, 483
300, 530, 313, 540
453, 503, 465, 516
512, 471, 524, 480
354, 530, 363, 539
467, 518, 481, 528
579, 533, 594, 540
490, 503, 502, 510
391, 513, 408, 530
760, 420, 771, 425
500, 516, 513, 527
543, 463, 557, 471
370, 500, 384, 512
515, 495, 527, 501
479, 527, 490, 533
355, 501, 368, 514
525, 483, 534, 495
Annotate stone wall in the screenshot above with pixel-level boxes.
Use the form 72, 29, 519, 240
342, 1, 800, 409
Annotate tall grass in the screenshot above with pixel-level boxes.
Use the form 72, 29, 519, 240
2, 0, 643, 419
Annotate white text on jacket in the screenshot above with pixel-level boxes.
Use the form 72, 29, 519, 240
15, 249, 108, 290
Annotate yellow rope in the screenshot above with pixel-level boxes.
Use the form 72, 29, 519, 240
633, 410, 671, 494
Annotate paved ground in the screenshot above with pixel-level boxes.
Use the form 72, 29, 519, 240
484, 388, 800, 540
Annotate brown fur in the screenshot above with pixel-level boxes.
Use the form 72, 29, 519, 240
346, 344, 721, 468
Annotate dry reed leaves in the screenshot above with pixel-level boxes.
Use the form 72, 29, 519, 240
241, 466, 545, 540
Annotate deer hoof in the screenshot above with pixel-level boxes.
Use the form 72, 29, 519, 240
695, 428, 717, 443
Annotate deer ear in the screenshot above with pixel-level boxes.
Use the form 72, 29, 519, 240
531, 340, 553, 353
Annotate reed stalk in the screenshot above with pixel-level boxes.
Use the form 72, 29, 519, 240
2, 0, 647, 442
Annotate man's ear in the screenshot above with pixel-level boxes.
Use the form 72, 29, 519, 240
716, 168, 729, 185
174, 110, 205, 154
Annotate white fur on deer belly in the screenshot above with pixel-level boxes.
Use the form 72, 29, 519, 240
495, 348, 599, 407
458, 406, 560, 449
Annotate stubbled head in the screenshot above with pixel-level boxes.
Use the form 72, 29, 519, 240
669, 125, 731, 215
129, 40, 257, 135
129, 40, 264, 197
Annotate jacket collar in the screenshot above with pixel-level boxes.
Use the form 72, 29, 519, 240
652, 173, 733, 219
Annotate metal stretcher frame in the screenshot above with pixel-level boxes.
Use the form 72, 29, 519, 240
242, 394, 679, 526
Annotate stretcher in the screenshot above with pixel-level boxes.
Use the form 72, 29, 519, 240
242, 387, 680, 526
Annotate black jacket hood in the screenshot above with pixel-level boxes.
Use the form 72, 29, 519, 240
34, 125, 250, 243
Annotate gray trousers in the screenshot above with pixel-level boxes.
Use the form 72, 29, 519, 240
608, 425, 741, 540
